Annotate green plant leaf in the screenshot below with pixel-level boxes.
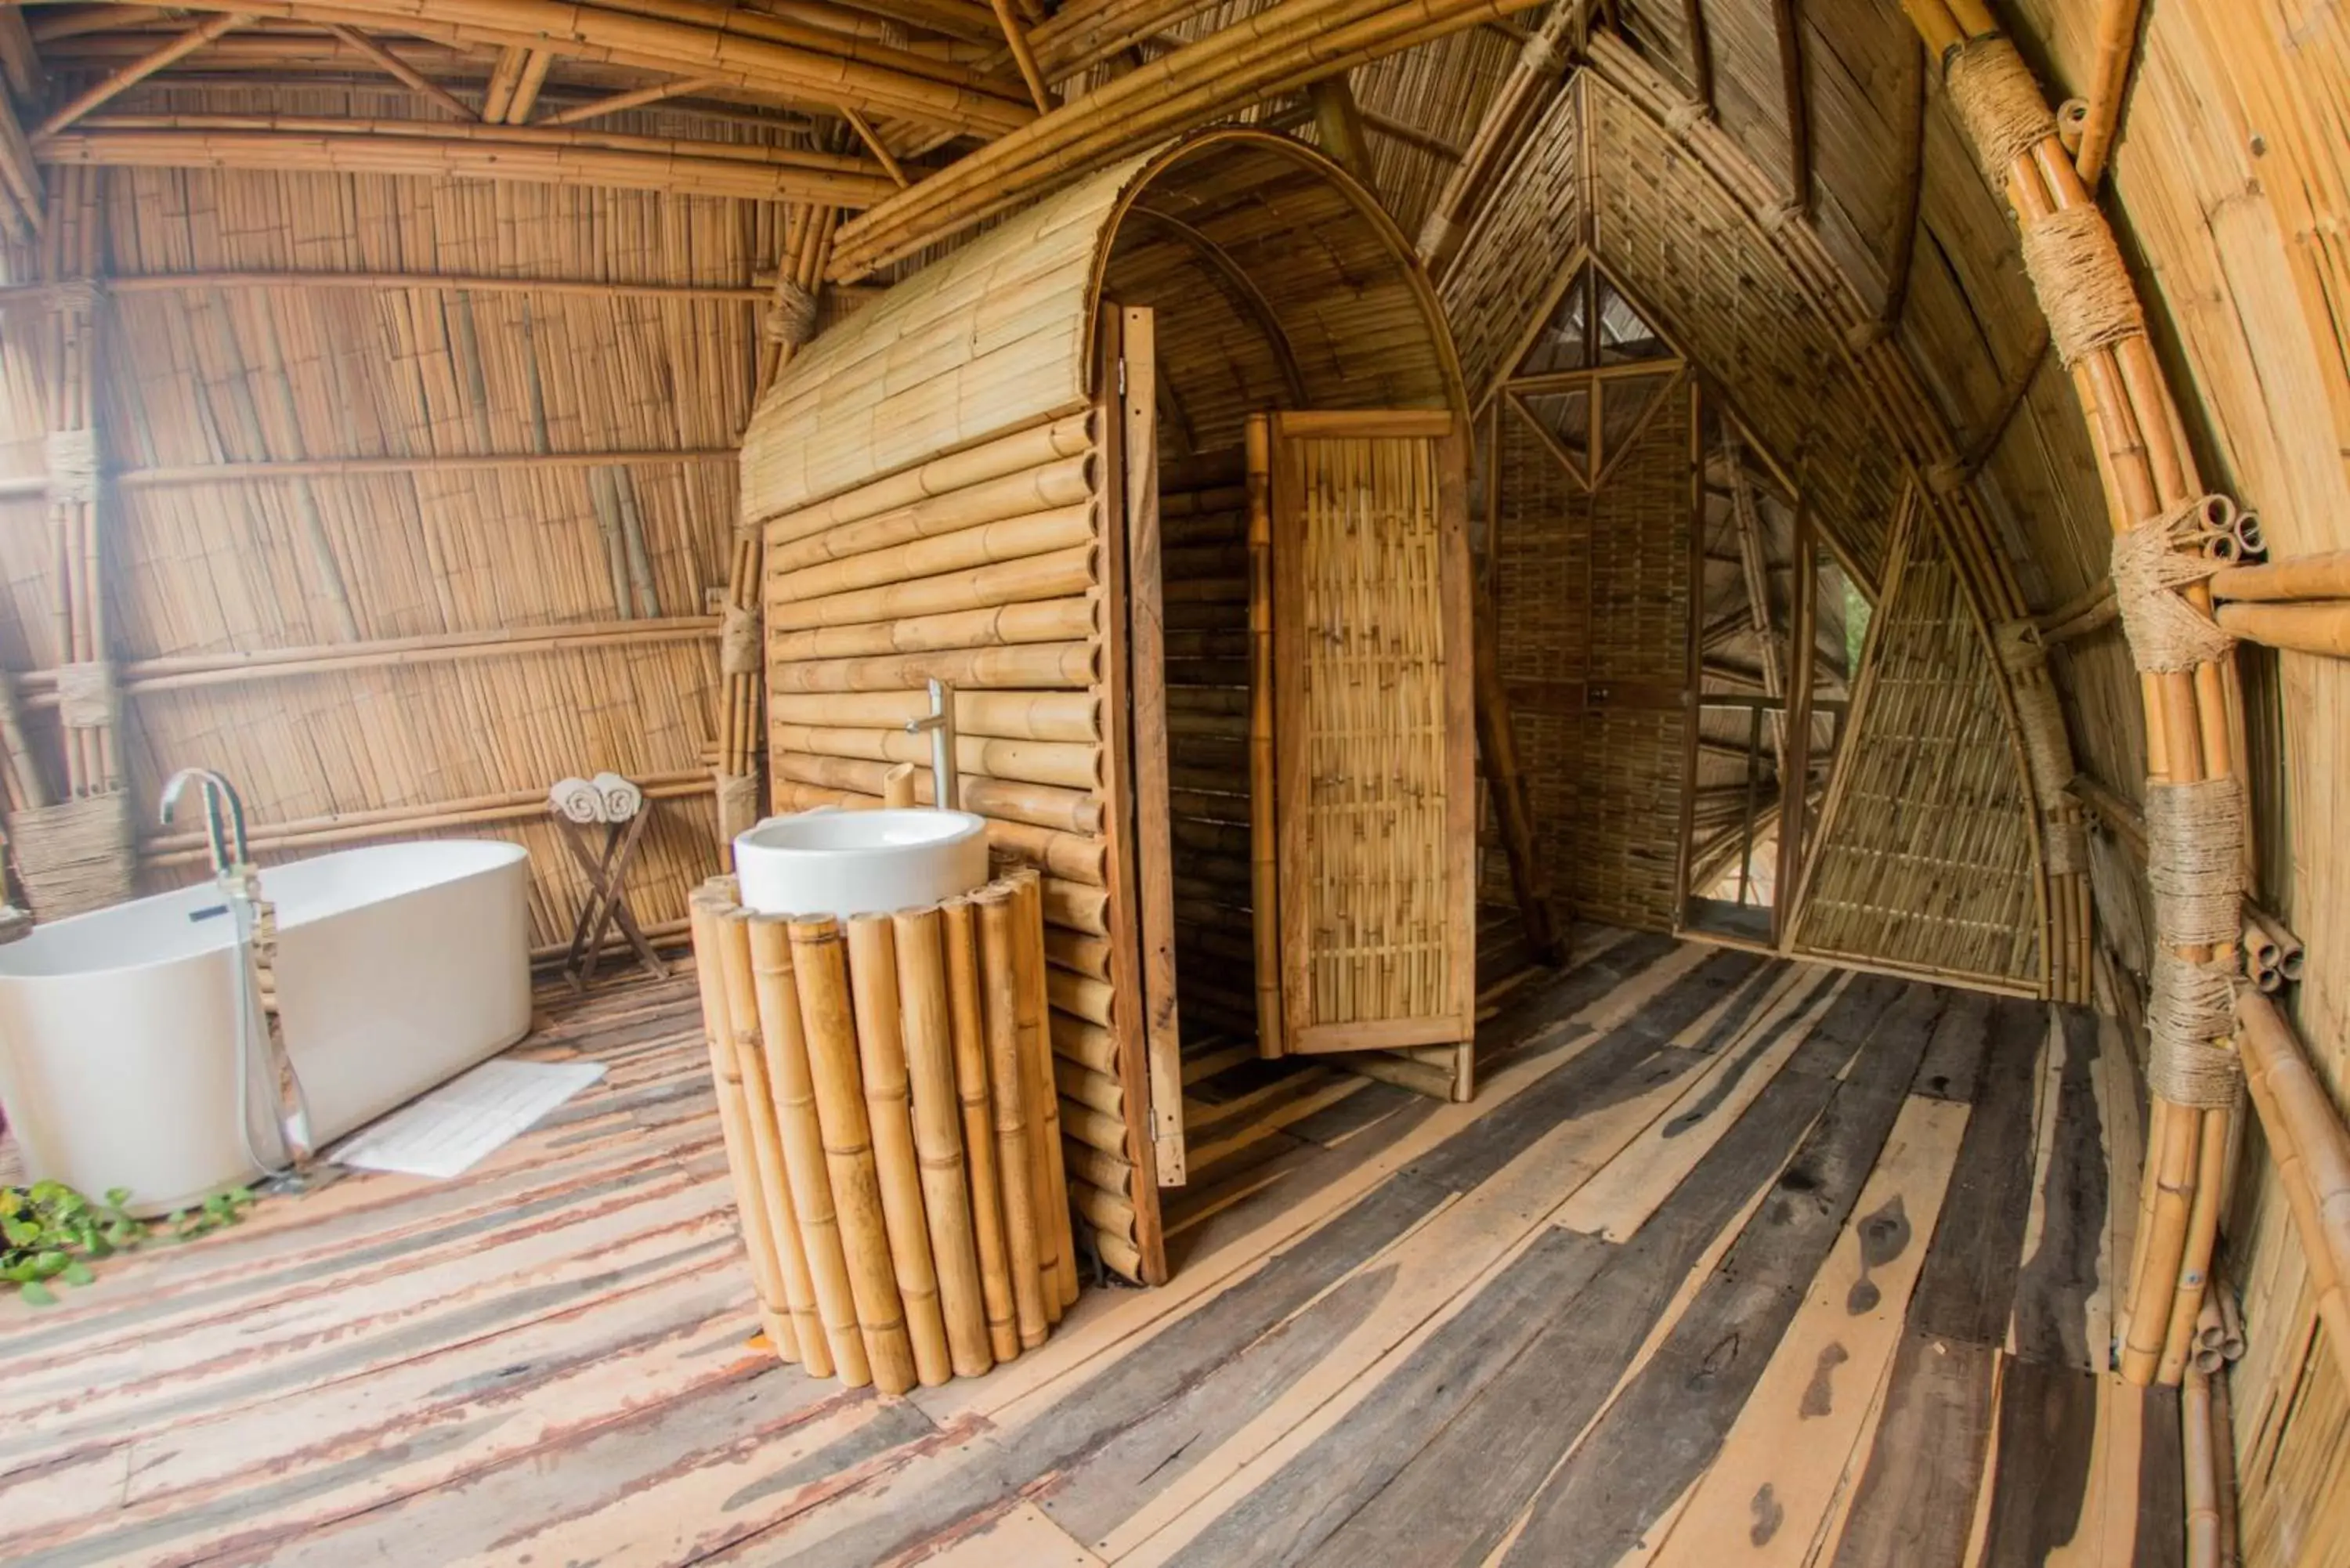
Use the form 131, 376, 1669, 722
60, 1260, 94, 1286
18, 1280, 55, 1306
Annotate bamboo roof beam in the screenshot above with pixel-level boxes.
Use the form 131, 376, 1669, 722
2073, 0, 2142, 189
828, 0, 1554, 279
536, 71, 719, 125
16, 616, 719, 702
839, 104, 907, 185
104, 447, 736, 490
96, 0, 1037, 136
1767, 0, 1808, 213
478, 40, 526, 121
1418, 0, 1587, 279
33, 9, 248, 137
504, 45, 556, 123
1873, 34, 1925, 334
1677, 0, 1710, 107
34, 117, 902, 206
322, 22, 472, 118
0, 70, 38, 237
0, 267, 769, 301
0, 3, 41, 99
985, 0, 1054, 114
1309, 74, 1373, 184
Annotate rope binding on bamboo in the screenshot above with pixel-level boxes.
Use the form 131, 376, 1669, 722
1941, 37, 2059, 193
45, 428, 100, 504
2147, 949, 2243, 1107
2112, 495, 2241, 673
1661, 98, 1710, 137
10, 792, 134, 919
720, 605, 764, 675
2146, 776, 2247, 949
714, 770, 761, 841
2019, 204, 2147, 367
52, 662, 117, 732
764, 280, 820, 349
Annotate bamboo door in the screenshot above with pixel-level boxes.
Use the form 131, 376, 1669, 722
1248, 411, 1477, 1099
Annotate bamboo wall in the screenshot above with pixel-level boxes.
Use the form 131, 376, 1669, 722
0, 81, 784, 946
743, 128, 1461, 1284
1979, 5, 2350, 1559
1491, 376, 1691, 930
1791, 500, 2041, 988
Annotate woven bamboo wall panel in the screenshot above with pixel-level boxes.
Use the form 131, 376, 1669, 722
1441, 81, 1585, 403
1289, 433, 1458, 1028
1492, 372, 1690, 932
1582, 74, 1905, 587
1791, 515, 2039, 984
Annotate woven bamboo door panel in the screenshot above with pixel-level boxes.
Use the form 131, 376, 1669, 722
1788, 504, 2042, 988
1264, 412, 1476, 1068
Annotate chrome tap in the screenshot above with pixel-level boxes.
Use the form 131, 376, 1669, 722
160, 767, 250, 876
161, 768, 317, 1180
904, 678, 960, 811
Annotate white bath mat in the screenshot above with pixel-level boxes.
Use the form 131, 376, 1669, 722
334, 1060, 606, 1180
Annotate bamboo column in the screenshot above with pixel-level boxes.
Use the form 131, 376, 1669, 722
745, 912, 875, 1386
1897, 0, 2246, 1387
717, 909, 830, 1376
13, 164, 134, 920
687, 891, 800, 1363
943, 894, 1021, 1361
788, 913, 922, 1393
891, 903, 994, 1378
976, 883, 1050, 1347
1010, 868, 1080, 1310
716, 204, 838, 861
843, 912, 955, 1386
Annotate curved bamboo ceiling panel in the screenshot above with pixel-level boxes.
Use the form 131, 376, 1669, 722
743, 129, 1460, 523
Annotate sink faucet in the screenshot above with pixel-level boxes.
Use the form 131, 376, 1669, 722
161, 767, 250, 876
904, 678, 960, 811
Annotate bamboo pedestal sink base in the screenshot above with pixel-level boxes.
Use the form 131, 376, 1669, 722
687, 865, 1079, 1393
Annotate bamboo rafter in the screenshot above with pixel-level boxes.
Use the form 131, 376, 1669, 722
33, 9, 250, 137
70, 0, 1039, 135
826, 0, 1554, 279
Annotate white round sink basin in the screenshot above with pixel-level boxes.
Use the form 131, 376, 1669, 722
734, 807, 989, 919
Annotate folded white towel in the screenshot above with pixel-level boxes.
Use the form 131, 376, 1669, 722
594, 771, 644, 822
549, 777, 606, 824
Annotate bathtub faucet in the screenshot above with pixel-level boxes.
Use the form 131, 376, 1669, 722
161, 768, 251, 876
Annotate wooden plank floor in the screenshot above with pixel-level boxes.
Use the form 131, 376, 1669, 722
0, 926, 2186, 1566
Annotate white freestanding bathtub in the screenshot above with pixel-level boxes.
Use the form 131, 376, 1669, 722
0, 840, 533, 1213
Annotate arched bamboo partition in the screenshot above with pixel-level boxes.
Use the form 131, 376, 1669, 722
739, 128, 1467, 1284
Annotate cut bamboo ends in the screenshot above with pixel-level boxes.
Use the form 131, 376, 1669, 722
687, 869, 1076, 1393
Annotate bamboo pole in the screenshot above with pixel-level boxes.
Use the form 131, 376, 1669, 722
975, 884, 1050, 1347
943, 894, 1020, 1361
891, 904, 994, 1378
745, 913, 874, 1387
0, 269, 771, 302
687, 891, 798, 1363
2183, 1367, 2223, 1568
842, 912, 954, 1386
718, 909, 831, 1378
1246, 414, 1283, 1058
2210, 551, 2350, 603
539, 74, 725, 126
2235, 988, 2350, 1386
2073, 0, 2143, 189
2211, 602, 2350, 658
322, 23, 475, 121
786, 914, 920, 1394
1014, 869, 1080, 1308
34, 12, 251, 138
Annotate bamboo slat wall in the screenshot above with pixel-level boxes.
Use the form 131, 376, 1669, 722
1491, 374, 1691, 930
1791, 500, 2041, 988
1438, 81, 1583, 405
0, 81, 783, 944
